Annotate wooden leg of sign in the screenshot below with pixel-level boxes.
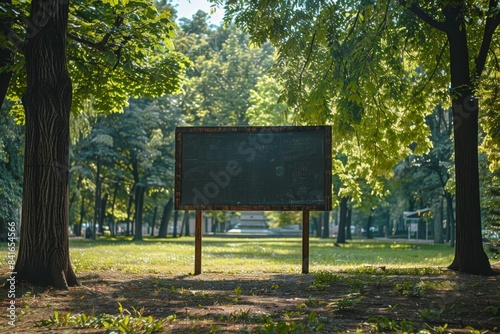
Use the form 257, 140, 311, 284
302, 210, 310, 274
195, 210, 202, 275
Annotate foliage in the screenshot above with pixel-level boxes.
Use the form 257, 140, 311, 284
215, 0, 500, 274
1, 0, 190, 116
0, 103, 23, 231
483, 170, 500, 257
394, 279, 424, 297
34, 302, 165, 333
216, 0, 451, 198
66, 11, 277, 235
253, 311, 324, 333
247, 75, 291, 126
174, 14, 275, 126
265, 211, 302, 228
368, 316, 416, 333
327, 293, 364, 312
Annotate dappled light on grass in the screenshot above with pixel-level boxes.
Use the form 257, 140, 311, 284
38, 237, 459, 275
0, 236, 457, 275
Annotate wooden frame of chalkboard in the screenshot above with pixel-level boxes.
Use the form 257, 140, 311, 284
175, 126, 332, 211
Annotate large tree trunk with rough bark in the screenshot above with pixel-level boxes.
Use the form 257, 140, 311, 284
444, 6, 494, 275
14, 0, 78, 289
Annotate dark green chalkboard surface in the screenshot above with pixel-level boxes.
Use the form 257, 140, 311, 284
175, 126, 332, 211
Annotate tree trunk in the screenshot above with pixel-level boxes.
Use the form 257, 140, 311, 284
434, 197, 444, 244
336, 197, 348, 244
346, 205, 352, 239
173, 210, 179, 238
110, 181, 119, 237
366, 212, 373, 239
92, 160, 101, 240
321, 211, 330, 238
183, 210, 190, 236
158, 197, 173, 238
310, 216, 317, 237
99, 193, 108, 235
133, 184, 145, 241
445, 192, 455, 246
14, 0, 78, 289
444, 6, 494, 274
126, 194, 133, 236
77, 194, 85, 237
70, 175, 83, 236
150, 206, 158, 237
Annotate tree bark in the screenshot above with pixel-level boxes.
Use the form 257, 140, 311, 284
346, 205, 352, 239
14, 0, 78, 289
77, 193, 85, 237
321, 211, 330, 238
183, 210, 190, 237
158, 197, 173, 238
126, 194, 133, 235
444, 6, 494, 274
133, 184, 145, 241
99, 192, 108, 235
434, 197, 444, 244
150, 206, 158, 237
366, 212, 373, 239
92, 160, 101, 240
173, 210, 179, 238
110, 181, 119, 237
336, 197, 348, 244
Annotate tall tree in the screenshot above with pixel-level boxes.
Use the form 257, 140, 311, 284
13, 0, 78, 288
1, 0, 189, 288
218, 0, 500, 275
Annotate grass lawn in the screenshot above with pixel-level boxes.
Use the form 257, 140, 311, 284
2, 237, 499, 333
0, 236, 456, 275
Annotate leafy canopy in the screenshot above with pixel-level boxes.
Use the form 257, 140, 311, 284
1, 0, 191, 117
215, 0, 499, 201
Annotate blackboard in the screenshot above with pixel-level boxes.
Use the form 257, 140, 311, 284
175, 126, 332, 211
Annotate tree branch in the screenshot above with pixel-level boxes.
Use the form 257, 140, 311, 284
0, 0, 26, 54
67, 14, 124, 51
400, 0, 447, 32
475, 0, 500, 77
298, 30, 317, 100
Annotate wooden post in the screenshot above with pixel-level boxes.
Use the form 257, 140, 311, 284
302, 210, 310, 274
195, 210, 202, 275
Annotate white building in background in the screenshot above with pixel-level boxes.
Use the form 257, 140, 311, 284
233, 212, 268, 228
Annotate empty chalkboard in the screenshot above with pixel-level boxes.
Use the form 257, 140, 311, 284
175, 126, 332, 211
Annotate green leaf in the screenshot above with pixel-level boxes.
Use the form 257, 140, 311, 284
104, 51, 117, 66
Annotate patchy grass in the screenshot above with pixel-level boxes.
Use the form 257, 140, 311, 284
0, 236, 455, 275
2, 237, 499, 333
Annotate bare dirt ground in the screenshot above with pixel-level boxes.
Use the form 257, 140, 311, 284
2, 265, 500, 333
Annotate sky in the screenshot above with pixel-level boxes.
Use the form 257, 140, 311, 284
171, 0, 225, 25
